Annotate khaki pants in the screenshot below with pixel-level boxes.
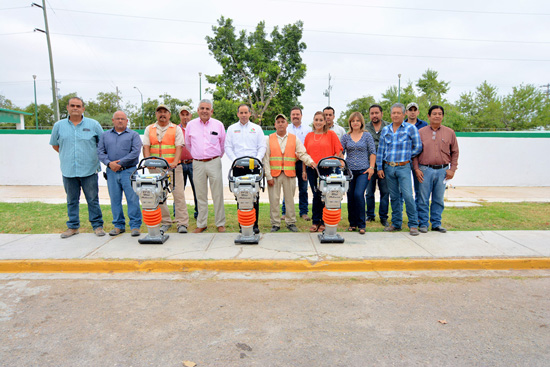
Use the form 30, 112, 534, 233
193, 157, 225, 228
159, 166, 188, 227
268, 174, 297, 226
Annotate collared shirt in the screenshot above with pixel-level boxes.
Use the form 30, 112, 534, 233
376, 122, 423, 168
287, 123, 311, 144
185, 117, 226, 160
405, 118, 428, 130
365, 120, 390, 151
49, 116, 104, 178
330, 124, 347, 140
413, 125, 459, 172
179, 124, 193, 161
341, 132, 376, 171
224, 120, 267, 162
142, 122, 184, 147
97, 127, 142, 168
263, 132, 313, 180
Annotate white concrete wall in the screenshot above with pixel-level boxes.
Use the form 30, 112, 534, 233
1, 133, 549, 186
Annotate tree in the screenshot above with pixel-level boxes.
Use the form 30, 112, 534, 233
23, 103, 54, 128
380, 82, 417, 114
337, 96, 376, 126
502, 84, 547, 131
0, 94, 15, 109
205, 16, 307, 125
416, 69, 450, 105
457, 81, 504, 130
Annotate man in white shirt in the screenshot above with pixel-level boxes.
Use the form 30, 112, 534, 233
284, 106, 311, 221
225, 104, 267, 233
323, 106, 346, 140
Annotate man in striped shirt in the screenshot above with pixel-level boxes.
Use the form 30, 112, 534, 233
376, 103, 423, 236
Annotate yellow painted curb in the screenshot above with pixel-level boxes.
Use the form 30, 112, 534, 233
0, 258, 549, 273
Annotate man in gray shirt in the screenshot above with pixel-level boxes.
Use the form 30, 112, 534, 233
364, 104, 390, 227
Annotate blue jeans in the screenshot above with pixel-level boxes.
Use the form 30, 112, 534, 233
282, 161, 309, 217
384, 163, 418, 229
417, 165, 447, 228
173, 162, 198, 219
62, 174, 104, 229
348, 170, 370, 229
106, 167, 142, 230
365, 167, 389, 221
306, 166, 333, 225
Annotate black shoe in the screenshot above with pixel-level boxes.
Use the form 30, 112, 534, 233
286, 224, 298, 232
380, 219, 389, 227
432, 226, 447, 233
366, 217, 375, 222
253, 226, 260, 234
271, 226, 280, 232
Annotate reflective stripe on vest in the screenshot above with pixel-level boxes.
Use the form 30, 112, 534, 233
149, 125, 177, 164
269, 133, 297, 178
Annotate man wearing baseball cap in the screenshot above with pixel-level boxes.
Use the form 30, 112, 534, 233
404, 102, 428, 207
177, 105, 198, 220
142, 104, 189, 233
263, 113, 315, 232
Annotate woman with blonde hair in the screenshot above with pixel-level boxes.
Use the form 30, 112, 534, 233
340, 111, 376, 234
303, 111, 343, 232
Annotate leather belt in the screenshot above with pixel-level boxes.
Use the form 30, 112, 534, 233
180, 159, 193, 164
384, 160, 410, 167
425, 164, 449, 170
111, 165, 134, 172
194, 156, 219, 162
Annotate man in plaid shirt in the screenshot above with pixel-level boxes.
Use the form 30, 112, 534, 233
376, 103, 423, 236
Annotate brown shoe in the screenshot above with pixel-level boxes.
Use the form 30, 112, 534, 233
217, 226, 226, 233
301, 214, 311, 221
94, 227, 106, 237
193, 227, 207, 233
60, 228, 79, 239
109, 228, 125, 236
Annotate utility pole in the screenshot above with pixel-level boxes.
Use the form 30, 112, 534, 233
198, 72, 202, 101
540, 83, 550, 99
398, 74, 402, 103
115, 86, 121, 108
32, 1, 59, 121
33, 75, 38, 129
323, 73, 333, 106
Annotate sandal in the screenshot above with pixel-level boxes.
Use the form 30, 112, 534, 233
318, 225, 326, 232
348, 227, 357, 232
309, 224, 320, 233
359, 228, 366, 235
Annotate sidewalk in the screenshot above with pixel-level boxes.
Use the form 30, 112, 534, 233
1, 185, 549, 273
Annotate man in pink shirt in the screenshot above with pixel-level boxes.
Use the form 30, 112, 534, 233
184, 99, 227, 233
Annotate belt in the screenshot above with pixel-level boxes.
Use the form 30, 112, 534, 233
111, 165, 134, 172
425, 164, 449, 170
384, 160, 410, 167
180, 159, 193, 164
194, 156, 219, 162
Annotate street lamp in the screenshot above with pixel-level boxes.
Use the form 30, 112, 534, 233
199, 72, 202, 101
134, 86, 144, 129
398, 74, 402, 103
33, 75, 38, 129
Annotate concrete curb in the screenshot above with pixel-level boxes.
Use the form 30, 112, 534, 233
1, 258, 549, 273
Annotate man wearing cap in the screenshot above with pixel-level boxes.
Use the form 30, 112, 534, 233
185, 99, 227, 233
178, 106, 198, 220
404, 102, 428, 208
284, 106, 312, 221
142, 104, 189, 233
225, 104, 267, 234
323, 106, 346, 140
98, 110, 142, 237
376, 103, 422, 236
364, 104, 390, 227
263, 114, 316, 232
413, 105, 459, 233
50, 96, 105, 238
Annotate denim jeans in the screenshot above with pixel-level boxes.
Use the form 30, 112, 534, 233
180, 162, 198, 219
62, 174, 103, 229
348, 170, 370, 229
417, 165, 447, 228
282, 161, 309, 217
365, 168, 389, 221
384, 163, 418, 229
106, 167, 142, 230
306, 166, 332, 225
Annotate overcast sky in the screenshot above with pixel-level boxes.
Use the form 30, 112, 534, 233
1, 0, 549, 122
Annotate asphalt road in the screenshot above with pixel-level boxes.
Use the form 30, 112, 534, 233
1, 275, 549, 366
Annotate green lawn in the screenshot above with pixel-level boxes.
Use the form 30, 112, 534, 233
1, 202, 549, 234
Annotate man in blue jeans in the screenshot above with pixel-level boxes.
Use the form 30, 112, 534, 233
376, 103, 422, 236
413, 105, 459, 233
98, 111, 143, 237
50, 97, 105, 238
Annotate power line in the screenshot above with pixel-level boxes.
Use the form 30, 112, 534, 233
51, 32, 205, 46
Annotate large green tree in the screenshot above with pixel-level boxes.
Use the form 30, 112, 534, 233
502, 84, 548, 131
457, 81, 504, 130
23, 103, 54, 129
205, 16, 307, 126
337, 96, 376, 126
416, 68, 450, 106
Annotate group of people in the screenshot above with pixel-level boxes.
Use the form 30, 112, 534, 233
49, 96, 458, 239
